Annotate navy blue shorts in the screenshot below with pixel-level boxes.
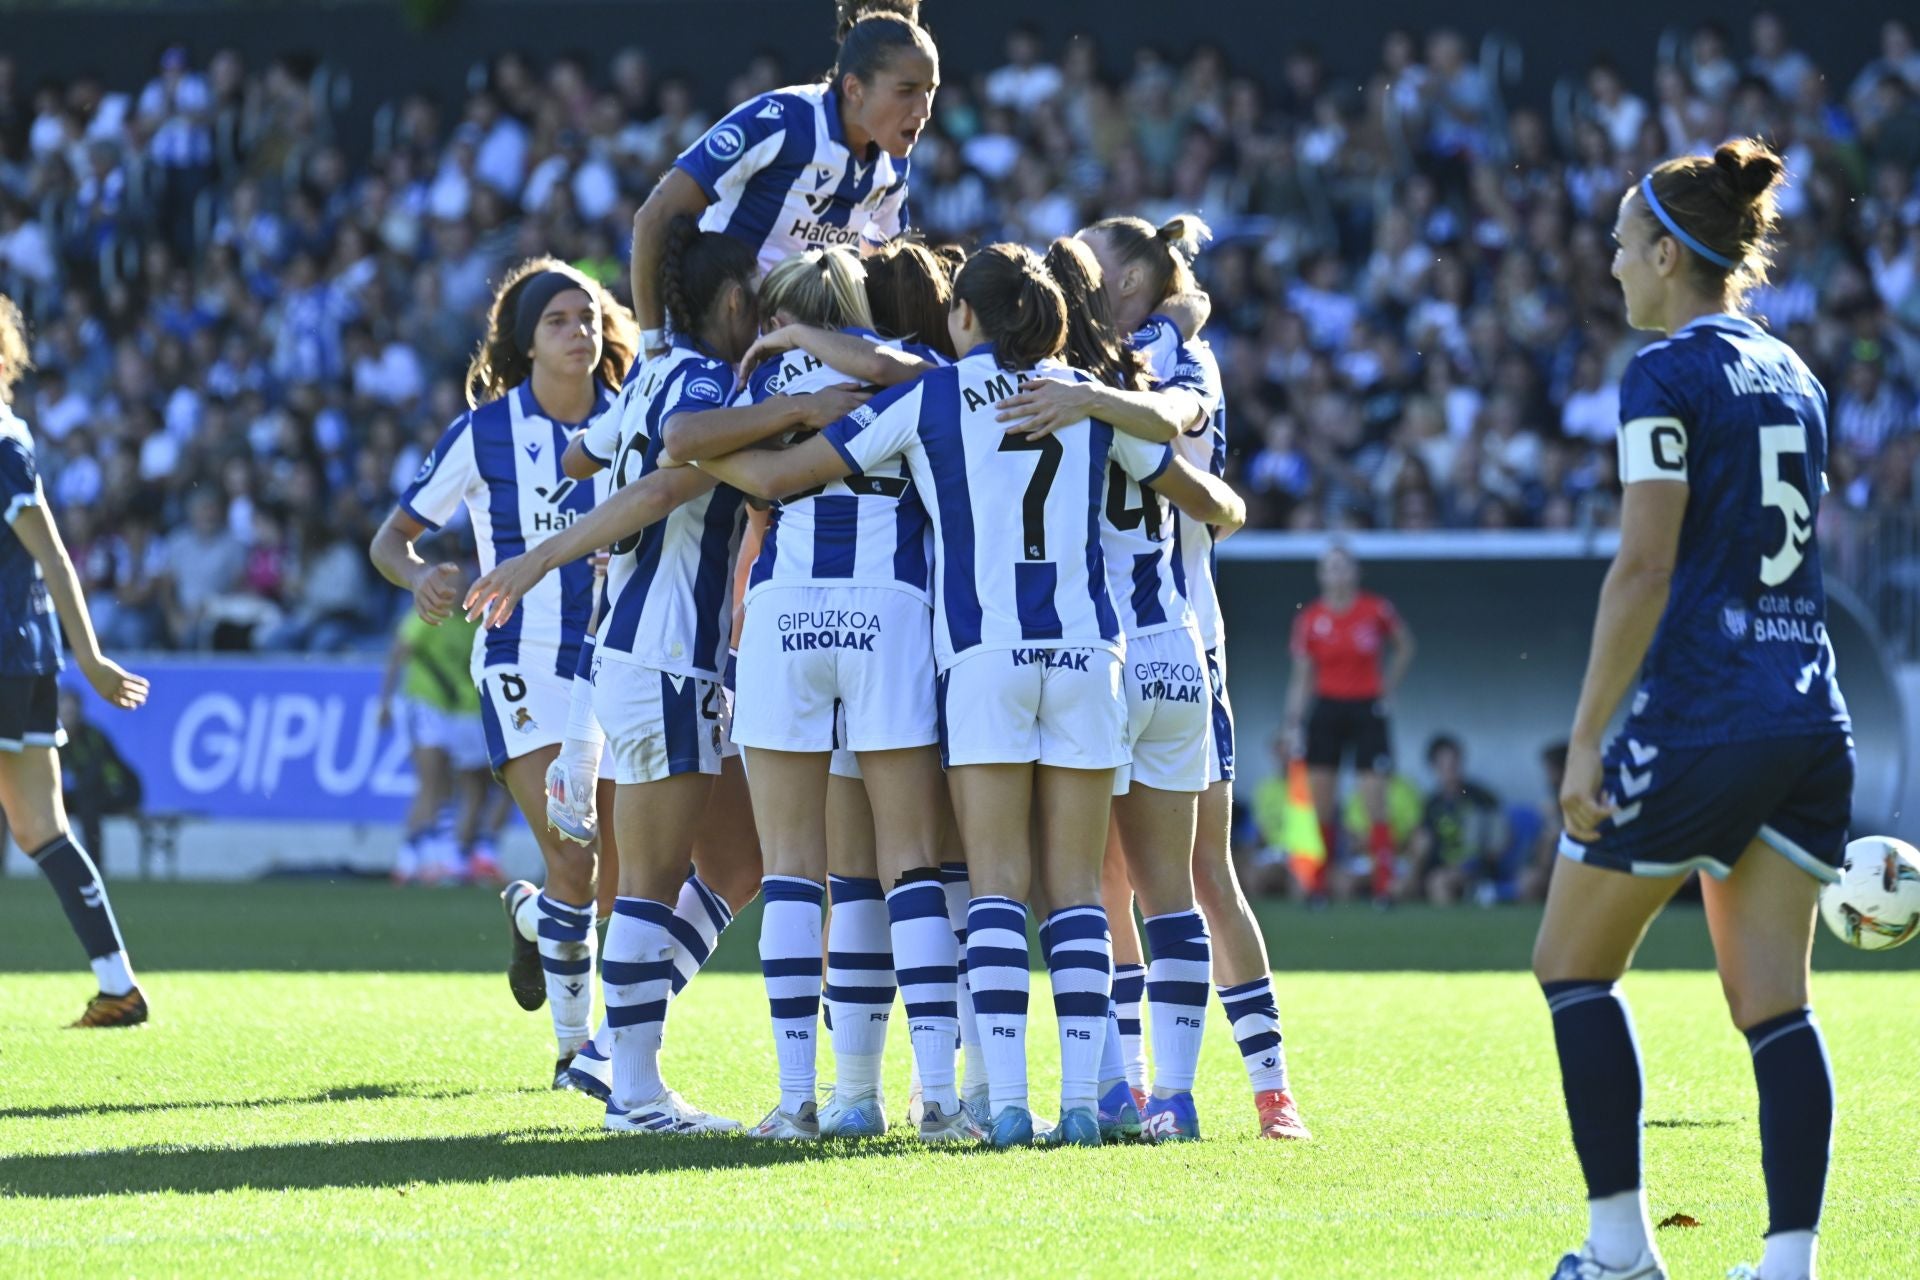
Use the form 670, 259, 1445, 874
1558, 730, 1853, 883
0, 673, 65, 752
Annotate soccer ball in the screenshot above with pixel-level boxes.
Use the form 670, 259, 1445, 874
1818, 836, 1920, 951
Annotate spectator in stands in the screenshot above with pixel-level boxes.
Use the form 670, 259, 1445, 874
159, 488, 243, 648
1408, 734, 1508, 906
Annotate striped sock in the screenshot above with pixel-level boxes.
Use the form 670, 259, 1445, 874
941, 863, 984, 1093
667, 871, 733, 996
1144, 910, 1211, 1093
887, 873, 959, 1113
537, 893, 595, 1054
967, 895, 1030, 1114
760, 876, 825, 1111
826, 875, 894, 1099
1098, 999, 1127, 1092
603, 897, 676, 1109
1219, 975, 1288, 1093
1113, 963, 1148, 1091
1045, 905, 1112, 1116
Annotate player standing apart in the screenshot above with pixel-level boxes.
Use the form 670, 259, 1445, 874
1282, 543, 1416, 906
1537, 139, 1850, 1280
370, 260, 628, 1087
0, 293, 151, 1027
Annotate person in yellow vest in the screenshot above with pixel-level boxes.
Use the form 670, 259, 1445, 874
378, 605, 496, 885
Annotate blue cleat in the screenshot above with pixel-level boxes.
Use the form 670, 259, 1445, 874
1097, 1080, 1142, 1141
818, 1089, 888, 1137
1053, 1107, 1102, 1148
988, 1105, 1035, 1149
1141, 1090, 1201, 1142
566, 1042, 613, 1102
1548, 1246, 1666, 1279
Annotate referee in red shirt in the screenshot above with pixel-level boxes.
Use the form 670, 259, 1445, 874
1282, 543, 1416, 904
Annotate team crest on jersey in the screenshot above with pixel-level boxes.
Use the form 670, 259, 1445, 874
413, 450, 437, 485
686, 377, 725, 404
707, 124, 746, 160
1721, 602, 1750, 640
512, 707, 537, 732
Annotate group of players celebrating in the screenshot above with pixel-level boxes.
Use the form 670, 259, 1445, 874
351, 2, 1855, 1275
370, 1, 1300, 1150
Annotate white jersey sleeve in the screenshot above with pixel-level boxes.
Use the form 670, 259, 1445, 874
400, 413, 479, 530
823, 380, 926, 476
1110, 429, 1173, 484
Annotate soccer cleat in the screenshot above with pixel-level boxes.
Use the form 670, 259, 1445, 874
818, 1090, 888, 1138
1052, 1107, 1103, 1148
962, 1084, 992, 1131
1098, 1080, 1143, 1141
466, 846, 505, 887
552, 1055, 578, 1091
69, 988, 147, 1029
604, 1091, 743, 1135
907, 1078, 925, 1128
566, 1043, 613, 1102
917, 1100, 984, 1144
748, 1099, 821, 1140
545, 758, 597, 845
1142, 1090, 1201, 1142
988, 1106, 1035, 1149
1548, 1246, 1667, 1280
500, 880, 546, 1012
1255, 1088, 1313, 1140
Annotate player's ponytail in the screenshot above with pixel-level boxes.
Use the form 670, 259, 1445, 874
0, 292, 30, 404
865, 242, 956, 357
1638, 136, 1785, 306
1087, 212, 1212, 307
464, 257, 636, 409
658, 213, 757, 343
952, 242, 1066, 371
760, 247, 875, 333
833, 1, 934, 88
1042, 237, 1149, 392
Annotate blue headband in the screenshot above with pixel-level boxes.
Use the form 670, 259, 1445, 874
1639, 176, 1737, 270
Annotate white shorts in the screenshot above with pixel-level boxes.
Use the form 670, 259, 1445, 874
592, 657, 729, 785
938, 645, 1128, 770
396, 697, 491, 773
831, 702, 863, 779
1114, 625, 1211, 795
477, 665, 573, 772
732, 585, 937, 754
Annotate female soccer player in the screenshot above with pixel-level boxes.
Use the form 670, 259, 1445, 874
0, 293, 151, 1028
683, 244, 1243, 1148
1537, 139, 1850, 1280
1282, 542, 1417, 905
1004, 214, 1311, 1140
627, 0, 936, 362
370, 259, 630, 1088
660, 246, 972, 1142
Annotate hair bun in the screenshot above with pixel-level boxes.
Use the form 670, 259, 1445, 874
836, 0, 920, 35
1712, 137, 1785, 204
1156, 214, 1213, 268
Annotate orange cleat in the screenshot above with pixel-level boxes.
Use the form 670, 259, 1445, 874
70, 988, 148, 1028
1255, 1088, 1312, 1140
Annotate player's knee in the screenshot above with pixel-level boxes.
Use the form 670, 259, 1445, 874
1719, 974, 1808, 1032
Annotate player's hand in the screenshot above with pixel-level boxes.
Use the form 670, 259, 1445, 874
738, 326, 803, 382
1558, 740, 1613, 842
998, 377, 1089, 439
411, 562, 464, 625
794, 384, 872, 429
81, 655, 149, 710
1159, 289, 1213, 340
462, 555, 542, 630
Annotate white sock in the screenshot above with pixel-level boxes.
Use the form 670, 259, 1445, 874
513, 888, 541, 942
91, 950, 135, 998
668, 872, 733, 994
536, 893, 595, 1054
1113, 962, 1148, 1091
603, 898, 676, 1109
887, 877, 960, 1113
559, 646, 605, 777
1761, 1230, 1816, 1280
1588, 1188, 1655, 1269
759, 876, 825, 1112
966, 895, 1030, 1114
1044, 905, 1112, 1116
943, 864, 983, 1094
826, 876, 893, 1099
1098, 1000, 1126, 1091
1143, 909, 1211, 1093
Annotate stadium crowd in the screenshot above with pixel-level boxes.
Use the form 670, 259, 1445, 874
0, 12, 1916, 660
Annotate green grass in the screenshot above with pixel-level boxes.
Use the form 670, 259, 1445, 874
1, 883, 1916, 1279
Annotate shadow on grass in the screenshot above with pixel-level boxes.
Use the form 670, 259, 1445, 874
0, 1083, 494, 1122
0, 1127, 980, 1197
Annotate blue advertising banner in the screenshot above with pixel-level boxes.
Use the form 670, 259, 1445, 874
67, 658, 415, 823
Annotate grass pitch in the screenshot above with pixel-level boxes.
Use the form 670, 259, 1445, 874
1, 881, 1915, 1278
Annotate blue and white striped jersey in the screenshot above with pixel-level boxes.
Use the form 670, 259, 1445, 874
1132, 315, 1227, 648
401, 382, 612, 681
595, 344, 746, 679
675, 83, 910, 273
824, 345, 1171, 668
0, 403, 60, 677
742, 328, 939, 604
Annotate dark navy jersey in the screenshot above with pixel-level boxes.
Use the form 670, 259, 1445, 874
1616, 313, 1849, 748
0, 404, 61, 677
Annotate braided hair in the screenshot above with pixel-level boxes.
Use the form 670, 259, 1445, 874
659, 213, 757, 342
